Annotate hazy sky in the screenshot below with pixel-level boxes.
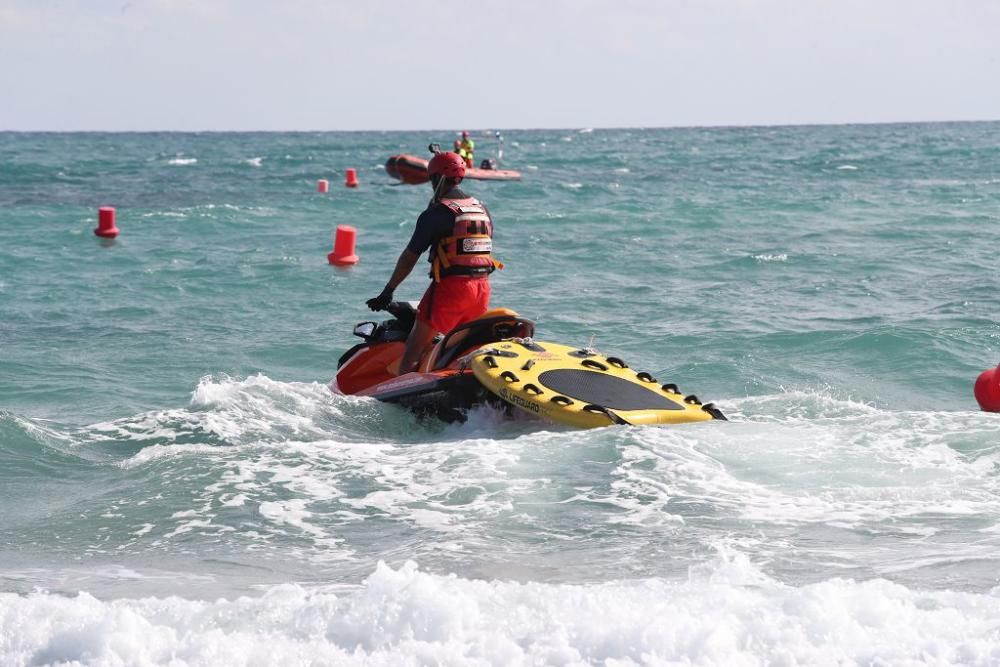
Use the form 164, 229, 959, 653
2, 0, 998, 131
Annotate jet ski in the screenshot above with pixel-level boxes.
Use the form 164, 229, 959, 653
331, 302, 726, 427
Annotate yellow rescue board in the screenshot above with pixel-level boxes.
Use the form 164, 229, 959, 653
468, 340, 722, 428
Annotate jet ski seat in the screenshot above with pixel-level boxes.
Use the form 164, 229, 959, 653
424, 309, 535, 372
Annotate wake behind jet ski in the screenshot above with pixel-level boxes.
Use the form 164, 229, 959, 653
330, 302, 726, 427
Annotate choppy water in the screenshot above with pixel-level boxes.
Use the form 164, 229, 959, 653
2, 124, 1000, 665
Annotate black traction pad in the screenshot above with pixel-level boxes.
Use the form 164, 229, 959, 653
537, 369, 684, 411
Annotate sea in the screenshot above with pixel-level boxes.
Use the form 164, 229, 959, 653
2, 124, 1000, 666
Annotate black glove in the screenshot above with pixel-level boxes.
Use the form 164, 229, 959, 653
366, 286, 394, 312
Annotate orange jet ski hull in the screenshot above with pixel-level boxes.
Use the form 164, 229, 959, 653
331, 302, 535, 422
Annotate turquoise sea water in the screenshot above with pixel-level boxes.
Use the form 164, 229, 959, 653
2, 124, 1000, 665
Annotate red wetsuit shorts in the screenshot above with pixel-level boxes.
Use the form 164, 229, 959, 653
416, 276, 491, 333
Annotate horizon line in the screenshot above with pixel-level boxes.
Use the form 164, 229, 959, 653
2, 118, 999, 134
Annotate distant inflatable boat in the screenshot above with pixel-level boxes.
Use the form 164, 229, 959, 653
385, 154, 522, 185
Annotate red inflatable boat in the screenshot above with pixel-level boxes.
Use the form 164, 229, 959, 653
385, 154, 522, 185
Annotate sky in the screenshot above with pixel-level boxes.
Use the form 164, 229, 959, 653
1, 0, 999, 131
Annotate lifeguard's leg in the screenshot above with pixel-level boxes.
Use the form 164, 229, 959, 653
398, 318, 439, 375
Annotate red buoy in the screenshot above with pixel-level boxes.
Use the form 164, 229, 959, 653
317, 179, 329, 193
345, 168, 359, 188
327, 225, 359, 265
94, 206, 120, 238
974, 364, 1000, 412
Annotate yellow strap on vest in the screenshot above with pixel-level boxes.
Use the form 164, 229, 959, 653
432, 244, 451, 282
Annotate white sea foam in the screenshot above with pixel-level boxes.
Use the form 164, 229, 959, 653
836, 164, 859, 170
167, 157, 197, 166
2, 556, 999, 666
186, 374, 341, 443
754, 253, 788, 262
672, 395, 1000, 534
57, 378, 1000, 594
118, 442, 225, 468
259, 499, 325, 537
562, 182, 583, 189
88, 376, 547, 561
244, 157, 264, 167
578, 128, 595, 134
162, 518, 214, 539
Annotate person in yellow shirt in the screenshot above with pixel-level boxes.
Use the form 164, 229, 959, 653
453, 140, 470, 166
458, 131, 475, 167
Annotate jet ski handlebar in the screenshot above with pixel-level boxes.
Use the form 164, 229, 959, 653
384, 301, 417, 317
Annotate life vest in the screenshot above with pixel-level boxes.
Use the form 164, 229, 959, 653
454, 148, 472, 167
460, 140, 474, 165
431, 196, 504, 282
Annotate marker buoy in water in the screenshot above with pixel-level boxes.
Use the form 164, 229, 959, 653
974, 364, 1000, 412
345, 169, 359, 188
317, 179, 329, 193
327, 225, 359, 266
94, 207, 120, 238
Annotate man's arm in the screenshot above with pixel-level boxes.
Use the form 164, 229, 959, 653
366, 248, 420, 311
367, 209, 440, 311
384, 248, 420, 291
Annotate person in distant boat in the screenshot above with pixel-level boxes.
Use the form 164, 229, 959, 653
366, 150, 502, 375
453, 139, 470, 165
458, 131, 475, 167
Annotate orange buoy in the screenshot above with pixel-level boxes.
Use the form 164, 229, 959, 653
345, 168, 359, 188
94, 206, 120, 238
327, 225, 359, 265
974, 364, 1000, 412
317, 179, 329, 193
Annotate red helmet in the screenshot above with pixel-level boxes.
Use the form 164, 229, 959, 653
428, 151, 466, 179
461, 130, 470, 138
